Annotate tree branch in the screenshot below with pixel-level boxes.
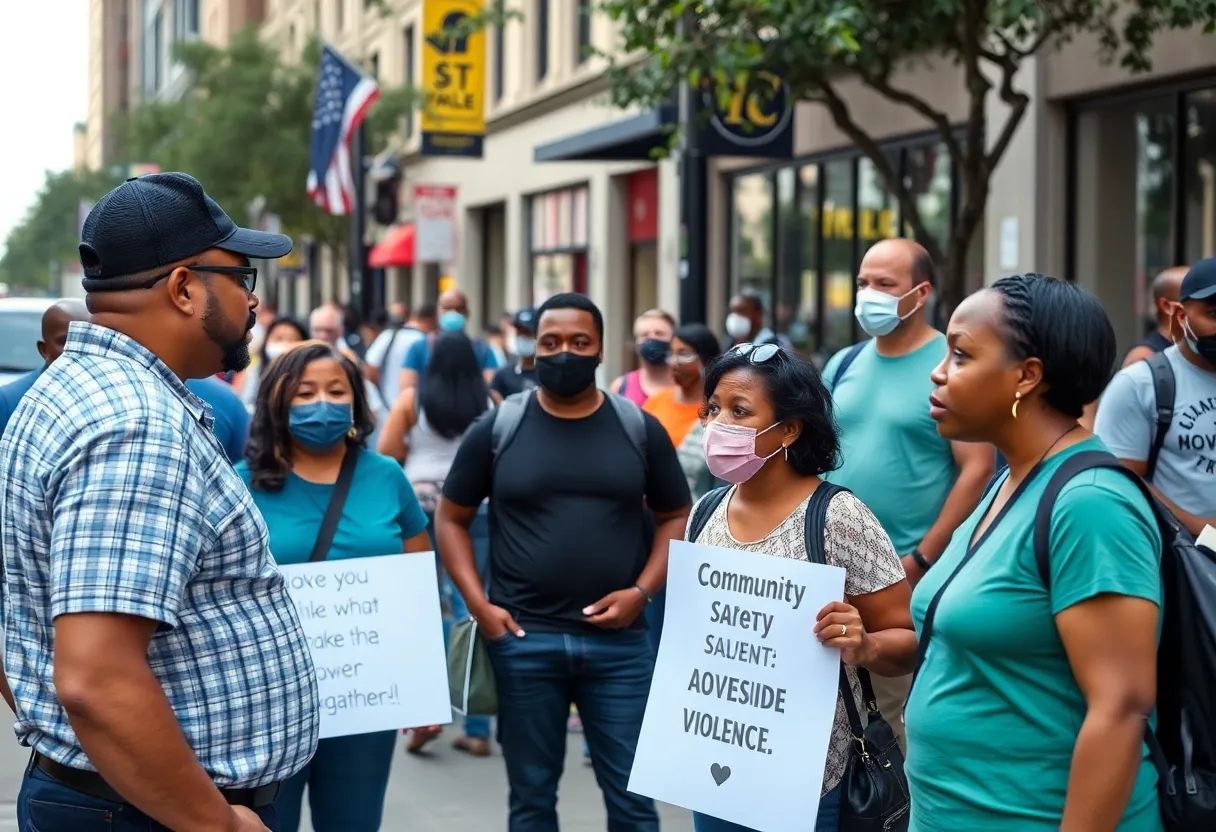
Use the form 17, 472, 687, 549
810, 76, 946, 269
850, 62, 965, 167
979, 42, 1031, 172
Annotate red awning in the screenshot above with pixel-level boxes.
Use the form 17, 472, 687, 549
368, 224, 415, 268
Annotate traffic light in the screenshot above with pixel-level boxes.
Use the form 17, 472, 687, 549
368, 154, 402, 226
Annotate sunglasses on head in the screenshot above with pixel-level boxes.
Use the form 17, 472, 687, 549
729, 342, 784, 364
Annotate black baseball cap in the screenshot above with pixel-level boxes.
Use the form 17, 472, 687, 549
1181, 258, 1216, 303
79, 172, 293, 291
513, 308, 537, 333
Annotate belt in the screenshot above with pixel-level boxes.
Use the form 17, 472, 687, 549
33, 752, 280, 809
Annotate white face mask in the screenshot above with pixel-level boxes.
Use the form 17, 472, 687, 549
264, 343, 291, 362
725, 313, 752, 340
854, 285, 924, 337
515, 336, 536, 358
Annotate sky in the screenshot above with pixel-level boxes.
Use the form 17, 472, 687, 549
0, 1, 90, 256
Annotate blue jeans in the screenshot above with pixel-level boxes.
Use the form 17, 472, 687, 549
692, 784, 841, 832
17, 755, 279, 831
583, 593, 662, 760
275, 730, 397, 832
433, 505, 492, 740
489, 629, 658, 832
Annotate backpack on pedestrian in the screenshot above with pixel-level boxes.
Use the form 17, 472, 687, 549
489, 388, 648, 471
689, 483, 911, 832
1031, 451, 1216, 830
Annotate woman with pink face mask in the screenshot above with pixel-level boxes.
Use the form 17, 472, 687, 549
686, 343, 917, 832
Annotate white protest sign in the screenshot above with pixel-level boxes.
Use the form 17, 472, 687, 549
413, 184, 457, 263
628, 540, 846, 832
280, 552, 452, 739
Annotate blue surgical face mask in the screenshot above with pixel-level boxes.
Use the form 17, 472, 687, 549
514, 336, 536, 358
438, 310, 467, 332
854, 285, 924, 337
289, 401, 353, 450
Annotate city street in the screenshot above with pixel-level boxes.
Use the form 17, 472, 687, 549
0, 729, 694, 830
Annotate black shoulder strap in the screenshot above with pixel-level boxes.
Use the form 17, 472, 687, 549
491, 389, 533, 465
1031, 450, 1168, 590
308, 447, 359, 563
830, 341, 869, 389
1144, 351, 1176, 483
981, 466, 1008, 500
803, 482, 848, 565
605, 392, 648, 468
688, 487, 731, 543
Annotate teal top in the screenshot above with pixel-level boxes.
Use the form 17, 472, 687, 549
905, 438, 1163, 831
822, 336, 955, 554
236, 449, 428, 565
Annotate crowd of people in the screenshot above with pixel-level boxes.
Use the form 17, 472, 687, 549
0, 171, 1213, 832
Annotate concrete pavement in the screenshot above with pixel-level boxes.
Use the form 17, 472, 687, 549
0, 729, 694, 830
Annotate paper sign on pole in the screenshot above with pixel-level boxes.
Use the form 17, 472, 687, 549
280, 552, 452, 739
414, 184, 458, 263
628, 540, 846, 832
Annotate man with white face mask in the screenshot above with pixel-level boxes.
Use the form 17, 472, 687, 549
724, 292, 792, 349
820, 238, 995, 752
490, 308, 539, 403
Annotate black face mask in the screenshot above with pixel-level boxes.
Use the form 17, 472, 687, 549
638, 338, 671, 367
536, 352, 600, 398
1185, 320, 1216, 366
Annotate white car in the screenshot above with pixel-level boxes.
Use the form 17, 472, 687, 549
0, 298, 56, 387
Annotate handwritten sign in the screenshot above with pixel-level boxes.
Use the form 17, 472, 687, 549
628, 540, 845, 831
281, 552, 452, 739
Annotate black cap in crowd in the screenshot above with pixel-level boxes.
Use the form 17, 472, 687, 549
79, 172, 294, 292
1181, 258, 1216, 303
513, 308, 537, 333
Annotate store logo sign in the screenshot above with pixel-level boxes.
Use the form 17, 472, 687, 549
700, 70, 794, 159
420, 0, 485, 159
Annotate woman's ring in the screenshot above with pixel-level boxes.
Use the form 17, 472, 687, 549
840, 624, 847, 637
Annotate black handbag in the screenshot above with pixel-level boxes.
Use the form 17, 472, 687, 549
835, 665, 910, 831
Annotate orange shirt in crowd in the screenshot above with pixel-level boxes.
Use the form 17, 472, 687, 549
643, 387, 702, 449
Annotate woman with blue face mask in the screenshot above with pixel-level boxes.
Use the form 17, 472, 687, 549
236, 341, 432, 832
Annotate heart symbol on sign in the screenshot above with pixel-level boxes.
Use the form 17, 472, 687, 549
710, 763, 731, 786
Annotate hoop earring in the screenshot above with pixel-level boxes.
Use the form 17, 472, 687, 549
1011, 392, 1022, 419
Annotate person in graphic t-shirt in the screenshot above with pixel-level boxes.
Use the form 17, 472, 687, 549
490, 308, 539, 403
435, 293, 691, 832
1123, 266, 1185, 368
821, 238, 994, 752
1095, 257, 1216, 535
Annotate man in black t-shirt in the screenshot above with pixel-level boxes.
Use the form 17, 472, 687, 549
436, 293, 691, 832
490, 307, 538, 403
1123, 266, 1184, 367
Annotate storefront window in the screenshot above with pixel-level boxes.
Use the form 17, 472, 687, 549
857, 155, 898, 258
529, 185, 589, 306
787, 165, 820, 356
905, 144, 952, 251
821, 159, 856, 357
1073, 95, 1176, 348
1185, 87, 1216, 263
731, 173, 775, 327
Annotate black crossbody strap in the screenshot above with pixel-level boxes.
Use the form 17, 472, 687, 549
308, 446, 359, 563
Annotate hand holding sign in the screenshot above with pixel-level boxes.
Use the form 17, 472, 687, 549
813, 601, 872, 667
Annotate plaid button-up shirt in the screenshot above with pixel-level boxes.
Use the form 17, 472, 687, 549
0, 322, 318, 787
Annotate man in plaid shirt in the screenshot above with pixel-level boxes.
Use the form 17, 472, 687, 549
0, 173, 319, 832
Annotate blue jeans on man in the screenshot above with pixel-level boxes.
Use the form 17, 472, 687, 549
489, 628, 658, 832
17, 755, 279, 831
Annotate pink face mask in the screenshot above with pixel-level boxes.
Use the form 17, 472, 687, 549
701, 420, 783, 484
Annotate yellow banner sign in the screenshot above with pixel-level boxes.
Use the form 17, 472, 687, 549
421, 0, 485, 158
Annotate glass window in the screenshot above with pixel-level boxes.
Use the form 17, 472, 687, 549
529, 187, 590, 304
536, 0, 549, 81
905, 144, 951, 250
857, 155, 898, 258
774, 167, 806, 351
821, 159, 855, 356
731, 173, 775, 324
404, 25, 415, 136
577, 0, 591, 61
494, 25, 505, 101
1185, 87, 1216, 263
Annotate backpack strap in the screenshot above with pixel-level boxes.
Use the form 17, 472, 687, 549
803, 482, 848, 565
688, 486, 731, 543
605, 392, 648, 469
829, 341, 869, 390
491, 389, 534, 464
1031, 449, 1173, 590
1144, 351, 1175, 483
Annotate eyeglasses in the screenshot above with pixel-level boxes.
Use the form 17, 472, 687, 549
729, 342, 784, 364
139, 264, 258, 293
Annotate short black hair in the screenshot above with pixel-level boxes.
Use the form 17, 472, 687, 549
674, 323, 722, 365
537, 293, 604, 341
990, 273, 1116, 419
702, 348, 841, 477
415, 301, 437, 319
911, 246, 936, 286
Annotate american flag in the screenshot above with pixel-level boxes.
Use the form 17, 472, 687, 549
306, 45, 380, 215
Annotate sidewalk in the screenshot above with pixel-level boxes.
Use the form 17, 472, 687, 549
301, 731, 693, 831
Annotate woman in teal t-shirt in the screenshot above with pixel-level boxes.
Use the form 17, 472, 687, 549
908, 274, 1163, 831
236, 341, 430, 832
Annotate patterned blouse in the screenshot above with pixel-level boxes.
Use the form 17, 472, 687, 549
689, 485, 905, 796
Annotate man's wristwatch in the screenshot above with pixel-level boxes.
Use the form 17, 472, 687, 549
908, 548, 932, 571
632, 584, 654, 604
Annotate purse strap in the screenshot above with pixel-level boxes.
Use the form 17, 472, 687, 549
308, 446, 359, 563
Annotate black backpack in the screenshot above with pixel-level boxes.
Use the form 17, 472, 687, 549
1142, 350, 1176, 482
489, 388, 647, 472
689, 483, 911, 831
1032, 451, 1216, 829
